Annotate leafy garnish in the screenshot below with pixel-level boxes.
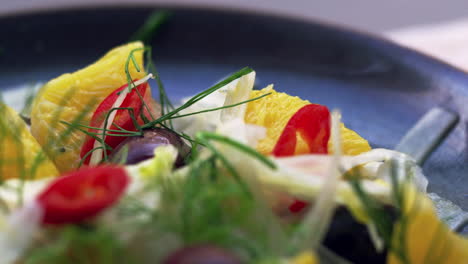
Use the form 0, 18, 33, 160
24, 226, 128, 264
194, 131, 276, 197
110, 137, 290, 263
348, 170, 395, 246
196, 132, 276, 170
346, 158, 413, 263
71, 54, 256, 165
141, 67, 254, 130
145, 47, 175, 128
168, 92, 271, 120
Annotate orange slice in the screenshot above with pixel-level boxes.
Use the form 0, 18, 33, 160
0, 104, 58, 180
30, 42, 146, 172
245, 86, 371, 156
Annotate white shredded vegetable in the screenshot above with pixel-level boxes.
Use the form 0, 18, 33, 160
0, 201, 43, 264
300, 110, 342, 249
172, 71, 256, 139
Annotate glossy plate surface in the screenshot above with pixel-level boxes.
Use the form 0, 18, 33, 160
0, 7, 467, 213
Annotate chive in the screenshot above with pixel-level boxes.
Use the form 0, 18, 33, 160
135, 87, 156, 121
168, 92, 271, 120
348, 168, 394, 247
145, 46, 175, 128
141, 67, 254, 129
196, 132, 276, 170
124, 47, 145, 92
199, 137, 252, 197
78, 146, 107, 168
131, 54, 141, 73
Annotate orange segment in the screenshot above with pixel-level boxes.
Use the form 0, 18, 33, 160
388, 187, 468, 264
30, 42, 146, 173
290, 251, 318, 264
0, 104, 58, 180
334, 123, 372, 155
245, 86, 371, 156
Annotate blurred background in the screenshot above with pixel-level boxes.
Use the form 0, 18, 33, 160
1, 0, 468, 33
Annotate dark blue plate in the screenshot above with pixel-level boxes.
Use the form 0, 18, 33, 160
0, 7, 467, 210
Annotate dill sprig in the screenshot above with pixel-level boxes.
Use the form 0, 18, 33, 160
141, 67, 254, 130
125, 45, 175, 128
194, 131, 276, 198
98, 107, 143, 164
38, 96, 97, 169
73, 37, 259, 166
196, 132, 276, 170
348, 171, 395, 245
70, 51, 256, 165
346, 159, 415, 264
24, 226, 129, 264
168, 92, 271, 120
124, 47, 145, 92
69, 68, 257, 165
145, 46, 175, 128
113, 139, 288, 263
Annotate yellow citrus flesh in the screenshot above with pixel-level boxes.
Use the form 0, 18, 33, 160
0, 104, 58, 180
388, 186, 468, 264
30, 42, 146, 173
245, 86, 371, 156
290, 251, 318, 264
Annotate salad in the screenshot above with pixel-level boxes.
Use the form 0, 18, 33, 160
0, 38, 467, 264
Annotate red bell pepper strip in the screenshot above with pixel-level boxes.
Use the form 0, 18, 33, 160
288, 200, 309, 213
37, 165, 129, 225
272, 104, 331, 213
80, 82, 150, 165
273, 104, 331, 156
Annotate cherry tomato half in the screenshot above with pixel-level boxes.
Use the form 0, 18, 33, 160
37, 165, 129, 225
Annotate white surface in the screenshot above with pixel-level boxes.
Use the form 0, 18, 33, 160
387, 18, 468, 72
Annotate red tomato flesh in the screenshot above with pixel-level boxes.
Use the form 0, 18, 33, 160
272, 104, 331, 213
37, 165, 129, 225
273, 104, 331, 156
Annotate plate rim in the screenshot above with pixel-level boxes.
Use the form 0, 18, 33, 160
2, 2, 468, 79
